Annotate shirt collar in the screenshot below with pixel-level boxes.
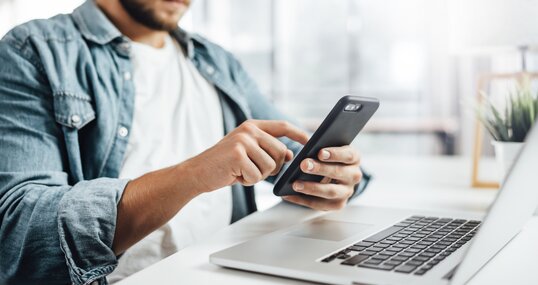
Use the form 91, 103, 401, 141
170, 28, 194, 59
72, 0, 194, 56
71, 0, 123, 45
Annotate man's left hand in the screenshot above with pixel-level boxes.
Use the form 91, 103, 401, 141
282, 145, 362, 211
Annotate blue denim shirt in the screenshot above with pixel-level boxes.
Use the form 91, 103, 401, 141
0, 1, 370, 284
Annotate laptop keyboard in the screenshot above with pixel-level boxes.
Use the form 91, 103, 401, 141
320, 216, 480, 276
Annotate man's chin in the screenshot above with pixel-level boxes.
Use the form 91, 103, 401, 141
153, 16, 182, 31
119, 0, 186, 31
154, 9, 186, 30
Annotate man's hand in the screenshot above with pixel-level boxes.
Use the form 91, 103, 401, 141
114, 119, 308, 254
184, 119, 310, 192
282, 146, 362, 211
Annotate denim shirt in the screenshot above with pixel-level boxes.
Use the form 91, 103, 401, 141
0, 1, 370, 284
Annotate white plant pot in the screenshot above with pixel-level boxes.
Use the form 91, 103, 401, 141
491, 141, 525, 183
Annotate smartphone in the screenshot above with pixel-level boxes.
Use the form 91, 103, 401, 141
273, 95, 379, 196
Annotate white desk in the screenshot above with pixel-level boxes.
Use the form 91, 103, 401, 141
118, 156, 538, 284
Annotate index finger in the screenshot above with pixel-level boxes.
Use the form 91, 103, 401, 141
251, 120, 309, 145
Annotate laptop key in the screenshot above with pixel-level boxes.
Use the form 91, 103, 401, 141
414, 269, 428, 275
407, 260, 424, 266
354, 241, 374, 247
385, 260, 403, 266
386, 247, 403, 252
425, 248, 442, 254
398, 252, 416, 257
395, 264, 417, 273
322, 254, 337, 262
364, 259, 383, 265
348, 246, 365, 251
380, 238, 396, 243
341, 254, 369, 266
406, 248, 421, 253
368, 247, 384, 252
379, 250, 396, 256
392, 255, 410, 262
413, 254, 432, 261
419, 252, 435, 258
410, 215, 426, 220
387, 236, 403, 241
364, 226, 404, 243
359, 263, 395, 271
420, 263, 433, 270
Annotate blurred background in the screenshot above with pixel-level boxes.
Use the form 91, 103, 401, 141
1, 0, 535, 157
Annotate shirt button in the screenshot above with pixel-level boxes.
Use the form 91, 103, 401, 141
71, 115, 81, 125
123, 72, 132, 81
118, 126, 129, 137
206, 66, 215, 75
119, 42, 131, 52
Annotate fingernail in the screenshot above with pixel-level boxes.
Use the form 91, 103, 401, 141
321, 149, 330, 160
306, 160, 314, 171
294, 182, 304, 191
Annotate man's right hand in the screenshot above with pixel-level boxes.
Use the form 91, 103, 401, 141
113, 120, 308, 254
183, 120, 309, 192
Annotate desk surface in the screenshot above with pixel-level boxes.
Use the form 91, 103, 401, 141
118, 156, 538, 284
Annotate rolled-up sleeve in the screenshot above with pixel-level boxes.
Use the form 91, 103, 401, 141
0, 35, 126, 284
57, 178, 129, 284
0, 174, 128, 285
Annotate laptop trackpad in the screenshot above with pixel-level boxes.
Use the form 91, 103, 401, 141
287, 219, 373, 242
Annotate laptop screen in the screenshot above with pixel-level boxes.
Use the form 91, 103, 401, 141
451, 123, 538, 284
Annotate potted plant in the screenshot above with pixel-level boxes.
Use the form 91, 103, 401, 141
477, 84, 538, 181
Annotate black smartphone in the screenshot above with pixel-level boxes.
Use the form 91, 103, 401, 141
273, 95, 379, 196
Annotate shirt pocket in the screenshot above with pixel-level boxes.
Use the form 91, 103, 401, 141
52, 91, 96, 129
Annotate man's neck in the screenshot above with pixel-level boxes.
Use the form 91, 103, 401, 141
95, 0, 167, 48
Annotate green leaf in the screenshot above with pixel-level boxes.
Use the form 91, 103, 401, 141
474, 81, 538, 142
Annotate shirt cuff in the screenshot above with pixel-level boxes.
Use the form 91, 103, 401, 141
57, 178, 129, 285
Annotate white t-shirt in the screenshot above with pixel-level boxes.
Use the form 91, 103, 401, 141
108, 35, 232, 283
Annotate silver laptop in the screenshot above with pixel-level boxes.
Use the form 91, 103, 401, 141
210, 124, 538, 285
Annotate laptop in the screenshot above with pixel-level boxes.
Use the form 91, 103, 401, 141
210, 124, 538, 285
